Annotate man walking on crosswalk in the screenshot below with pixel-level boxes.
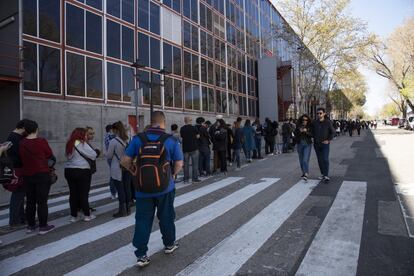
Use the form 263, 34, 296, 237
311, 107, 336, 182
121, 111, 184, 267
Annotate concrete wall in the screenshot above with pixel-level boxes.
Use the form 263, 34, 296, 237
258, 57, 279, 122
22, 97, 239, 163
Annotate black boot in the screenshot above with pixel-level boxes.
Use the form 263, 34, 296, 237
113, 203, 127, 218
126, 203, 131, 215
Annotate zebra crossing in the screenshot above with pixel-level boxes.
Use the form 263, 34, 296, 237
0, 174, 367, 276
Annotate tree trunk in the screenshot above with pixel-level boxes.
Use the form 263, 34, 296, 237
405, 98, 414, 114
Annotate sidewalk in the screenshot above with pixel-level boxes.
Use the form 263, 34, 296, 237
0, 158, 110, 207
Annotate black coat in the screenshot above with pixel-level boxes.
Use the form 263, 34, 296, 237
311, 119, 335, 144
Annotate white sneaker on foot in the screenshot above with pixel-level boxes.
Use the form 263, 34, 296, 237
83, 214, 96, 222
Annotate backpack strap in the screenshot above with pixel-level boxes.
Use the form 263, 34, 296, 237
157, 133, 172, 145
137, 133, 149, 146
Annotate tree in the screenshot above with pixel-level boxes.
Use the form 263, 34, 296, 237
273, 0, 375, 114
370, 17, 414, 112
378, 102, 402, 118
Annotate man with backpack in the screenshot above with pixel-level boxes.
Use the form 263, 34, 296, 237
121, 111, 183, 268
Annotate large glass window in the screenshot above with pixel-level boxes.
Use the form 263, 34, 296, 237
122, 26, 134, 62
23, 0, 37, 36
138, 32, 149, 67
150, 2, 160, 35
23, 41, 37, 91
192, 53, 199, 81
107, 20, 121, 59
163, 0, 181, 13
86, 12, 102, 54
66, 4, 84, 49
107, 62, 122, 101
122, 0, 134, 23
152, 73, 161, 106
38, 45, 60, 93
183, 51, 191, 79
185, 82, 192, 109
86, 57, 103, 98
164, 77, 174, 107
39, 0, 60, 42
183, 0, 198, 23
150, 37, 160, 69
138, 0, 149, 30
86, 0, 102, 10
138, 0, 159, 34
183, 22, 199, 52
173, 47, 182, 76
202, 86, 215, 113
107, 0, 120, 18
122, 66, 134, 101
163, 43, 173, 73
174, 79, 183, 108
67, 52, 85, 96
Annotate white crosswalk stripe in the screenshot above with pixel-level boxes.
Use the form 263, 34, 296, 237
0, 177, 243, 275
0, 178, 369, 276
176, 180, 319, 276
295, 181, 367, 276
65, 178, 280, 276
0, 186, 109, 217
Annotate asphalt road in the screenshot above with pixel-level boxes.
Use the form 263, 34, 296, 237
0, 127, 413, 276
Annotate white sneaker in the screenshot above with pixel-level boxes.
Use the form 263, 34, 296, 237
83, 214, 96, 222
229, 162, 233, 166
235, 167, 241, 171
69, 216, 80, 223
318, 175, 324, 180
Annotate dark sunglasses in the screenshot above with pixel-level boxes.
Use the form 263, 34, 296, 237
303, 119, 309, 121
317, 112, 324, 115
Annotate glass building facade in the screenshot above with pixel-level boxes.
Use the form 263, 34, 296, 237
22, 0, 310, 120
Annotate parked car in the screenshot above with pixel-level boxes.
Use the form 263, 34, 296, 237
391, 118, 400, 126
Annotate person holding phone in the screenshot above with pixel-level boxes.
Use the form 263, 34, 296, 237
294, 115, 313, 181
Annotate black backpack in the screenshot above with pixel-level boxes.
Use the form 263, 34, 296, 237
134, 133, 172, 193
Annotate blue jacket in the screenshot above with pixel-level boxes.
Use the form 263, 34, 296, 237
242, 126, 256, 151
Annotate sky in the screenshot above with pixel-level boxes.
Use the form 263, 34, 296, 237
271, 0, 414, 116
348, 0, 414, 115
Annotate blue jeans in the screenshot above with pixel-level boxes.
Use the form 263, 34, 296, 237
314, 143, 330, 177
107, 159, 117, 196
9, 188, 25, 225
133, 189, 176, 257
233, 148, 241, 168
184, 150, 199, 181
199, 148, 211, 175
253, 137, 262, 158
282, 136, 290, 152
297, 142, 312, 175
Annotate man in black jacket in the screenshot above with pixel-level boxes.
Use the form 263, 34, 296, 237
196, 117, 211, 176
180, 117, 201, 183
311, 108, 336, 182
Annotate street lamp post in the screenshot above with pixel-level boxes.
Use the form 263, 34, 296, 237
130, 59, 146, 131
149, 67, 171, 122
131, 59, 171, 125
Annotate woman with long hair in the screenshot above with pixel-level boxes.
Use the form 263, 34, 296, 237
107, 121, 131, 217
294, 115, 313, 181
65, 127, 97, 222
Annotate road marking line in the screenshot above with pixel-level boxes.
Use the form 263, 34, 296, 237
0, 177, 244, 275
295, 181, 367, 276
0, 186, 109, 217
258, 158, 268, 162
65, 178, 280, 276
0, 192, 112, 227
176, 180, 319, 276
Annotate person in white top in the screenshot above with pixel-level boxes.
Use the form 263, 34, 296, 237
64, 128, 98, 222
107, 122, 131, 218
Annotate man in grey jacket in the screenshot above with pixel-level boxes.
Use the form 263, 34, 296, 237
311, 107, 336, 182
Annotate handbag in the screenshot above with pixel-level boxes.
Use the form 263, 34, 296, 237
75, 145, 97, 174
